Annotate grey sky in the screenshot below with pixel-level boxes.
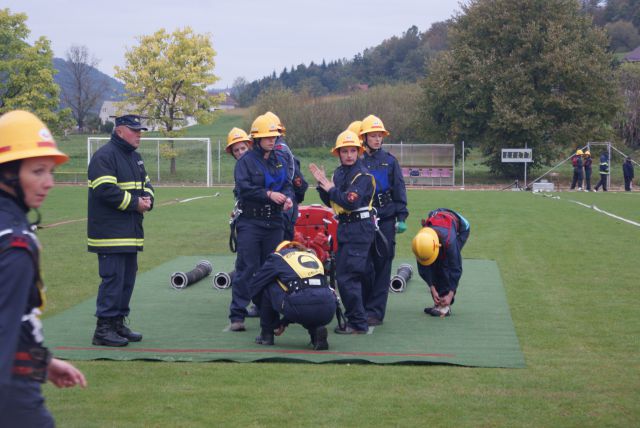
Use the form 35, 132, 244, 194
4, 0, 462, 88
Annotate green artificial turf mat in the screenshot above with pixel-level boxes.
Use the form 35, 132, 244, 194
45, 256, 524, 367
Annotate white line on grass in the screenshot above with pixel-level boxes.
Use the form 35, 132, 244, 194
533, 192, 640, 228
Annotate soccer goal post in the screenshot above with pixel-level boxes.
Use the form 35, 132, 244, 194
87, 137, 214, 187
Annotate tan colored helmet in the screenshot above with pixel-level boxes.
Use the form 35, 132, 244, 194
264, 111, 286, 136
0, 110, 68, 165
360, 114, 389, 137
584, 150, 591, 156
331, 130, 364, 156
226, 127, 252, 153
412, 227, 441, 266
347, 121, 363, 143
250, 115, 281, 139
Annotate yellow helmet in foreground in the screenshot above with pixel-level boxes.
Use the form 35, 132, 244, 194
250, 115, 281, 139
226, 127, 251, 153
0, 110, 68, 165
576, 149, 584, 156
360, 114, 389, 137
331, 130, 364, 156
412, 227, 441, 266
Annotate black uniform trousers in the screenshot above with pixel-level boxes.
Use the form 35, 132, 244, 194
363, 217, 395, 321
229, 218, 283, 322
260, 284, 336, 332
1, 378, 54, 428
96, 253, 138, 318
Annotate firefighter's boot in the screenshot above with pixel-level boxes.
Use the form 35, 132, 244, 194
92, 317, 128, 347
114, 316, 143, 342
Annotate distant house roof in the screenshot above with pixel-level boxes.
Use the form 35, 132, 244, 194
624, 46, 640, 62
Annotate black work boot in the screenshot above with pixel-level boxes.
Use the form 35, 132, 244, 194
255, 329, 274, 346
113, 316, 143, 342
92, 317, 128, 347
310, 326, 329, 351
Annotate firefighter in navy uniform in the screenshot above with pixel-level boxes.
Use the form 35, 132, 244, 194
249, 241, 337, 350
310, 130, 376, 334
228, 115, 294, 332
266, 111, 309, 241
412, 208, 470, 317
360, 115, 408, 326
88, 114, 154, 347
570, 149, 584, 190
583, 150, 593, 191
0, 110, 86, 427
594, 151, 609, 192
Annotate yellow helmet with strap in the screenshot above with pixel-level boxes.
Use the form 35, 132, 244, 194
264, 111, 286, 136
412, 227, 441, 266
250, 115, 281, 139
226, 127, 251, 153
331, 130, 363, 156
360, 114, 389, 137
0, 110, 68, 165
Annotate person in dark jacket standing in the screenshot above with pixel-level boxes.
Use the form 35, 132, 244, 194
227, 115, 294, 332
310, 130, 376, 334
249, 241, 337, 350
360, 114, 408, 326
88, 114, 154, 347
583, 150, 593, 191
0, 110, 87, 427
570, 149, 584, 191
594, 152, 609, 192
623, 157, 634, 191
412, 208, 470, 317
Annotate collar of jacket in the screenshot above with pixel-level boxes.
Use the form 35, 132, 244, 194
110, 132, 136, 153
0, 187, 28, 214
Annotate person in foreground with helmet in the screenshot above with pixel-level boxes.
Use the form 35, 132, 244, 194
359, 115, 408, 326
570, 149, 584, 191
226, 127, 252, 161
227, 115, 294, 332
265, 111, 309, 241
248, 241, 337, 350
594, 151, 609, 192
309, 130, 376, 334
412, 208, 470, 317
88, 114, 154, 347
0, 110, 87, 426
583, 150, 592, 191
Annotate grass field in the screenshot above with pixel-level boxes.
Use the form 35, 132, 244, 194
36, 185, 639, 427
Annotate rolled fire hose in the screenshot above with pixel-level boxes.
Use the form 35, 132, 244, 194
389, 263, 413, 293
212, 271, 232, 290
170, 260, 213, 290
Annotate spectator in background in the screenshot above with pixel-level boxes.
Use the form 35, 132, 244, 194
594, 151, 609, 192
623, 157, 634, 191
570, 149, 584, 191
583, 150, 592, 191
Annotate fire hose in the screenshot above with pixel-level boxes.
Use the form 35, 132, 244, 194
170, 260, 213, 290
389, 263, 413, 293
212, 271, 233, 290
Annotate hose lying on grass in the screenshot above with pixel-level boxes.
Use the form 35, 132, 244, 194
170, 260, 213, 290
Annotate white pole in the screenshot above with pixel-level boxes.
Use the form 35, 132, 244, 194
217, 139, 221, 183
461, 140, 465, 189
524, 142, 527, 188
157, 140, 160, 183
87, 138, 91, 165
206, 139, 211, 187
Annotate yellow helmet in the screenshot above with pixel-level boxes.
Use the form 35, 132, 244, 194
412, 227, 441, 266
347, 121, 363, 143
584, 150, 591, 156
250, 115, 281, 139
226, 127, 252, 153
576, 149, 584, 156
275, 240, 308, 252
331, 130, 364, 156
264, 111, 286, 136
0, 110, 68, 165
360, 114, 389, 137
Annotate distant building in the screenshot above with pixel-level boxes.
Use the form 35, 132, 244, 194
208, 90, 237, 111
623, 46, 640, 62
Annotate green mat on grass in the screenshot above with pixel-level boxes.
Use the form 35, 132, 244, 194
45, 256, 525, 367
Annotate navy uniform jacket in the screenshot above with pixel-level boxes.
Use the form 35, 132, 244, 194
599, 154, 610, 174
292, 157, 308, 204
87, 133, 154, 253
584, 157, 592, 172
623, 160, 634, 178
234, 146, 293, 226
363, 149, 408, 221
0, 192, 46, 395
318, 160, 374, 218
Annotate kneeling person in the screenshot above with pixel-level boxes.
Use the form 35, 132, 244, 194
249, 241, 337, 350
412, 208, 470, 317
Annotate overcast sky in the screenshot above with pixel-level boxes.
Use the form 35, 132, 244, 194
5, 0, 462, 88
